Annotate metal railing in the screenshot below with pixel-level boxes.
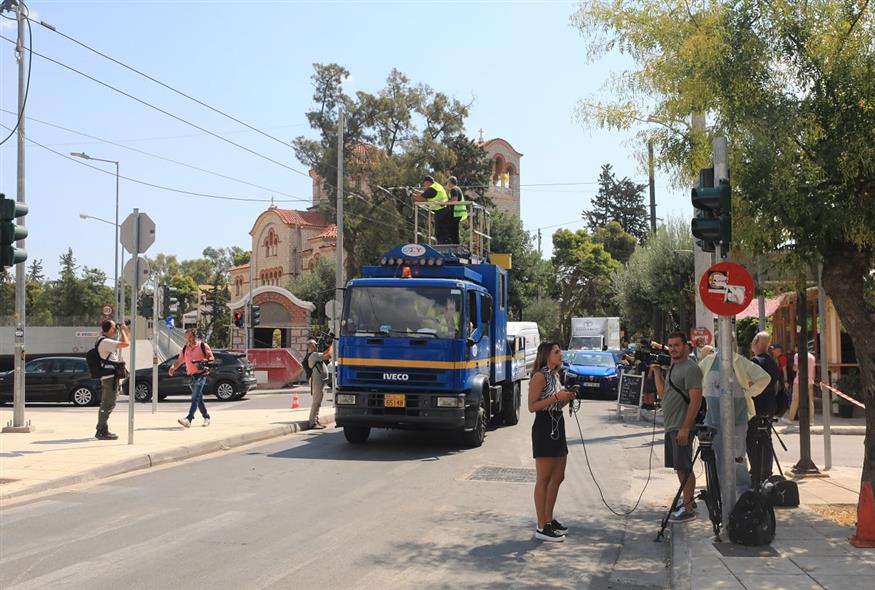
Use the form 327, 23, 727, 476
413, 201, 492, 260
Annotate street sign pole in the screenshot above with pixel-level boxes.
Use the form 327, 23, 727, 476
128, 209, 139, 445
152, 276, 160, 415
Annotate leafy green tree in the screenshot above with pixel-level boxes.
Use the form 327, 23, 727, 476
593, 221, 637, 264
26, 259, 44, 283
523, 298, 561, 342
613, 220, 694, 339
293, 63, 492, 277
584, 164, 649, 241
551, 228, 619, 342
573, 0, 875, 499
489, 211, 553, 319
288, 258, 336, 331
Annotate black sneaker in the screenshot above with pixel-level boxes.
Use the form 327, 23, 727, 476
550, 519, 568, 535
95, 429, 118, 440
535, 523, 565, 542
309, 422, 326, 430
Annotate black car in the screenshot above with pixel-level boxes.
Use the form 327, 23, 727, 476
130, 351, 257, 402
0, 357, 103, 406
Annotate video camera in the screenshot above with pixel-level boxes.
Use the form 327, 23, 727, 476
623, 340, 672, 372
695, 424, 717, 445
316, 330, 335, 353
194, 359, 217, 375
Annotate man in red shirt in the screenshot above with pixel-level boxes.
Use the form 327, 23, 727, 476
169, 329, 215, 427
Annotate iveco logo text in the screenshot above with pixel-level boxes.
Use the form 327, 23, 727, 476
383, 373, 410, 381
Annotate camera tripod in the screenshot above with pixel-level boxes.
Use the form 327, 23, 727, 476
656, 426, 722, 541
749, 416, 789, 491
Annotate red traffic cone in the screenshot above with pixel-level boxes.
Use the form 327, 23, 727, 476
850, 481, 875, 548
291, 392, 300, 409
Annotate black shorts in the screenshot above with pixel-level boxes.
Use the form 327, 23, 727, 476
664, 431, 693, 471
532, 411, 568, 458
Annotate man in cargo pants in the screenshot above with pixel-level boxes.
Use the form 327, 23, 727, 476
306, 339, 333, 429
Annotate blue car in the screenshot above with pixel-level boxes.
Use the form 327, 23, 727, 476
561, 350, 622, 399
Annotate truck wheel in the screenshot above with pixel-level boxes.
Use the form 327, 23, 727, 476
344, 426, 370, 443
462, 403, 487, 448
502, 381, 521, 426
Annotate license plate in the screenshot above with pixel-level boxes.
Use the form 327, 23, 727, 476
583, 382, 600, 388
384, 394, 406, 408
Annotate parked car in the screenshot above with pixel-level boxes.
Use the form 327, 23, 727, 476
507, 321, 541, 372
129, 351, 257, 402
561, 350, 621, 399
0, 356, 103, 406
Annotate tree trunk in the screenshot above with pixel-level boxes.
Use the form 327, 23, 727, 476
821, 244, 875, 519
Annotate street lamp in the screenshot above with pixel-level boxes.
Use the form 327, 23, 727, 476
79, 212, 125, 324
71, 152, 120, 323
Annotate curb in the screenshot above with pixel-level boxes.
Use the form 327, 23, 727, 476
774, 425, 865, 436
669, 522, 691, 590
0, 414, 334, 502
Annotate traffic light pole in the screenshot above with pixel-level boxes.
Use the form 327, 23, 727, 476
6, 1, 32, 433
713, 136, 736, 531
334, 107, 344, 401
152, 277, 160, 414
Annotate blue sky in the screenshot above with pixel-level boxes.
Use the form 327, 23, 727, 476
0, 0, 691, 282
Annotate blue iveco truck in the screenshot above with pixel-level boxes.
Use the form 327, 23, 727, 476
334, 243, 527, 447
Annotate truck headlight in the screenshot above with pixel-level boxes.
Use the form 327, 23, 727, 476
436, 396, 464, 408
336, 394, 356, 405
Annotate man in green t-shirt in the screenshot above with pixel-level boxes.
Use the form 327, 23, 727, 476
651, 331, 703, 523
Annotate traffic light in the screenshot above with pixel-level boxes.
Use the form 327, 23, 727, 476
691, 168, 731, 258
162, 285, 179, 318
233, 310, 244, 328
0, 193, 27, 270
140, 293, 154, 318
250, 304, 261, 327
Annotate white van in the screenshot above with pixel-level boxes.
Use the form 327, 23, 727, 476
507, 321, 541, 373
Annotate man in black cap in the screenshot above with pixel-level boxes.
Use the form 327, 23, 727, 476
411, 175, 452, 244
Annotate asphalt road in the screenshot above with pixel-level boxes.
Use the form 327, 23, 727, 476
0, 398, 677, 590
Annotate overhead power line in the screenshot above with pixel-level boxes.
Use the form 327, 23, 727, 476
0, 33, 312, 179
0, 108, 306, 199
27, 15, 298, 152
0, 2, 31, 146
0, 122, 308, 204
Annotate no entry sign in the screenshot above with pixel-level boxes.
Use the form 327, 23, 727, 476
699, 262, 754, 316
690, 326, 713, 347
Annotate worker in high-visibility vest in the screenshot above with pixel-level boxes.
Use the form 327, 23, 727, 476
411, 175, 452, 244
445, 176, 468, 245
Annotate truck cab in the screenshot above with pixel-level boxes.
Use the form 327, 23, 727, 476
334, 243, 524, 447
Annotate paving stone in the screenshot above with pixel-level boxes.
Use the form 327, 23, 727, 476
718, 557, 801, 576
733, 574, 821, 590
772, 539, 854, 557
809, 575, 875, 590
792, 554, 875, 575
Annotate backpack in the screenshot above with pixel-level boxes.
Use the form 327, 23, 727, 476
181, 342, 208, 358
86, 337, 115, 378
668, 365, 707, 424
764, 475, 800, 507
728, 490, 776, 545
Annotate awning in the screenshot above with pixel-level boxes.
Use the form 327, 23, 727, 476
736, 294, 787, 320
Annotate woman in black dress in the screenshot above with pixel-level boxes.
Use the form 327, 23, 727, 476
529, 341, 576, 541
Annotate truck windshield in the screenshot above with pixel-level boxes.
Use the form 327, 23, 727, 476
569, 336, 602, 350
343, 287, 463, 339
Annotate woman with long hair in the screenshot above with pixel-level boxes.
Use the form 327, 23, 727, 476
528, 341, 576, 541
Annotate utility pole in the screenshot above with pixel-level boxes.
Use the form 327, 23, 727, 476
537, 228, 542, 255
247, 245, 254, 350
333, 108, 344, 400
713, 136, 737, 528
756, 259, 767, 331
648, 140, 657, 235
151, 277, 160, 414
5, 0, 33, 433
817, 262, 832, 469
793, 285, 820, 474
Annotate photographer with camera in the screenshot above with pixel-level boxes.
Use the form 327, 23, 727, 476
169, 328, 214, 428
93, 319, 130, 440
304, 336, 333, 430
528, 342, 577, 542
651, 332, 703, 523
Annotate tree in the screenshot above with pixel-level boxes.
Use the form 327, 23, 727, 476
593, 221, 637, 264
26, 259, 44, 283
288, 258, 336, 331
293, 64, 492, 278
573, 0, 875, 512
551, 228, 619, 342
523, 298, 561, 342
489, 211, 553, 319
584, 164, 649, 241
613, 220, 695, 340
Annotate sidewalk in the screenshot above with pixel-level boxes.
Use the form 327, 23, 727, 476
670, 469, 874, 589
0, 387, 332, 502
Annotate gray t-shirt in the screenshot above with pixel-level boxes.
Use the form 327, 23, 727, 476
662, 358, 703, 432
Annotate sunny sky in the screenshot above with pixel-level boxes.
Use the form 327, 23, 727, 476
0, 0, 692, 283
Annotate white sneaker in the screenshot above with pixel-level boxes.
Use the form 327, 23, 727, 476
203, 418, 210, 427
177, 417, 191, 428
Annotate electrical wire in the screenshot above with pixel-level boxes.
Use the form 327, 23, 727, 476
0, 33, 311, 179
27, 14, 298, 152
0, 121, 308, 204
0, 108, 305, 199
568, 391, 658, 517
0, 1, 31, 146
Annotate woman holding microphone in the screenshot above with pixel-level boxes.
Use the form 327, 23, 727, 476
529, 341, 577, 542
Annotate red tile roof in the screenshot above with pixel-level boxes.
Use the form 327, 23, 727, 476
314, 224, 337, 239
272, 209, 328, 227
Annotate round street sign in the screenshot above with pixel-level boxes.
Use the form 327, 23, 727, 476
699, 262, 755, 316
690, 326, 713, 347
102, 305, 113, 317
123, 256, 152, 291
